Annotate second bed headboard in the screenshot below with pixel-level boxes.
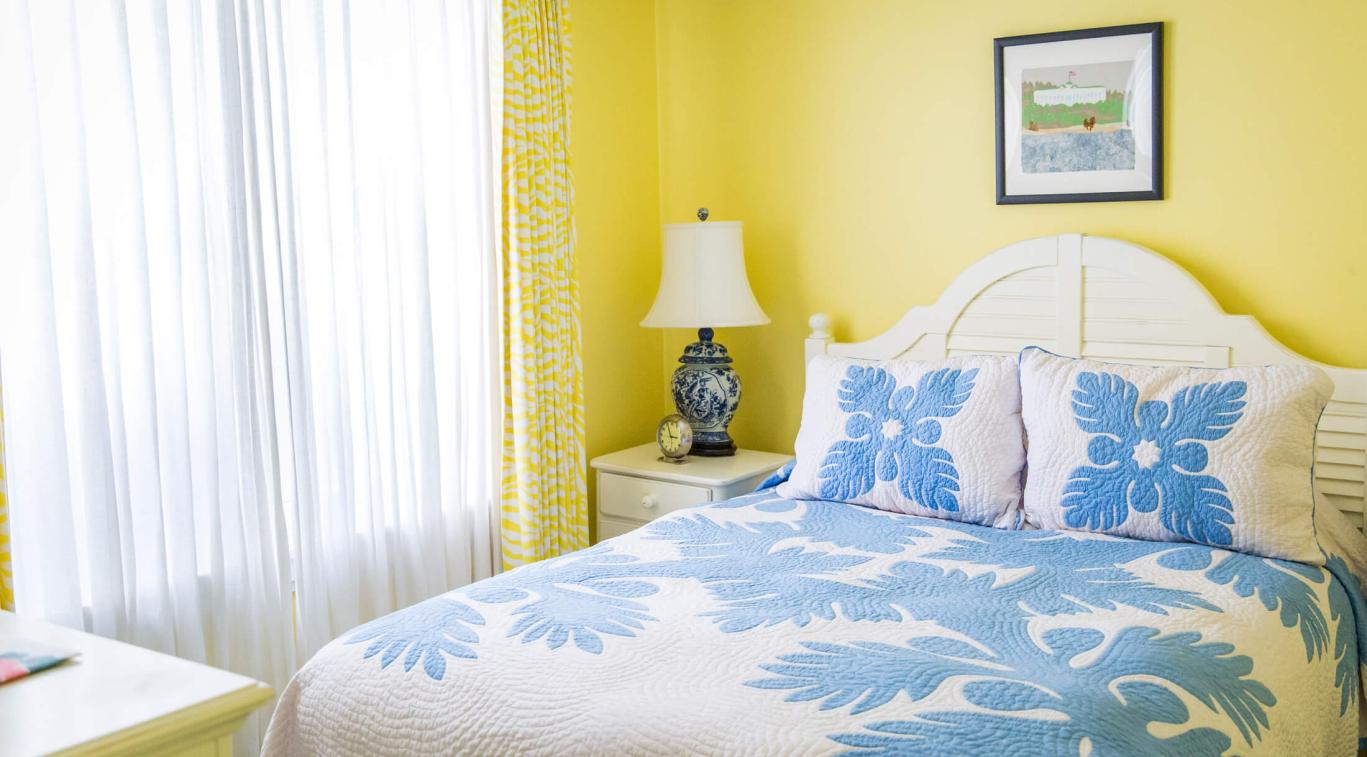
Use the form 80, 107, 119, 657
804, 233, 1367, 530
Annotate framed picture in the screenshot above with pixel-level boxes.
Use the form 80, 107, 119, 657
995, 22, 1163, 204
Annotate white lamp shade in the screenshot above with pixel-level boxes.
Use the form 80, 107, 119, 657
640, 221, 770, 328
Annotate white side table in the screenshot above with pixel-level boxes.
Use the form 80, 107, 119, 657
590, 443, 792, 541
0, 610, 273, 756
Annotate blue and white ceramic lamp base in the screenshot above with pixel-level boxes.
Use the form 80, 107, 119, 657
671, 327, 741, 457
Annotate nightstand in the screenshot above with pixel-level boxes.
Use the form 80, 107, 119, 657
590, 444, 793, 540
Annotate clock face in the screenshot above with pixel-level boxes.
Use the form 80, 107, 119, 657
657, 414, 693, 459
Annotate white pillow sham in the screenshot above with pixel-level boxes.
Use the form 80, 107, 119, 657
1019, 347, 1333, 563
777, 355, 1024, 525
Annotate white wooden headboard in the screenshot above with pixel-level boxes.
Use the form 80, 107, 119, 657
805, 233, 1367, 529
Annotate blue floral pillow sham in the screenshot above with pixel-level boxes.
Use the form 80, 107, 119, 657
1019, 347, 1334, 563
777, 355, 1025, 526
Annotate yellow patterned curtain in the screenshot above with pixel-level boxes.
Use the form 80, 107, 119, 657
500, 0, 587, 569
1, 383, 11, 611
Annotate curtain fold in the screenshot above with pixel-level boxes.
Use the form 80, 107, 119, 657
271, 0, 500, 660
499, 0, 587, 569
0, 384, 10, 612
0, 1, 298, 749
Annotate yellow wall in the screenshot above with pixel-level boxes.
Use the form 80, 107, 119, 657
649, 0, 1367, 455
575, 0, 1367, 471
573, 0, 663, 536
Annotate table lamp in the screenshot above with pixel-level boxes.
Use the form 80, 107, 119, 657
641, 209, 770, 456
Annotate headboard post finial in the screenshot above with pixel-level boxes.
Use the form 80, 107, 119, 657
805, 313, 833, 364
808, 313, 832, 340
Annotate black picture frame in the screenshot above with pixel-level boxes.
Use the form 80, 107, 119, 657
994, 22, 1163, 205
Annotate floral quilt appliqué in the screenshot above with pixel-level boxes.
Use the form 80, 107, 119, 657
816, 365, 978, 511
281, 477, 1364, 757
1062, 371, 1247, 546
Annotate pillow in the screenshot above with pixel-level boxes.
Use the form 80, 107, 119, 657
777, 355, 1025, 525
1018, 347, 1333, 562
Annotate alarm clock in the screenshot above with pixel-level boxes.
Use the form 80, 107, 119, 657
656, 414, 693, 462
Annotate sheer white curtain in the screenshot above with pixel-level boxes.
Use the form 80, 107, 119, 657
0, 0, 498, 747
0, 0, 298, 747
267, 0, 500, 659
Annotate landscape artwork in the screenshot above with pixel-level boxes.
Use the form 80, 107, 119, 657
995, 23, 1163, 204
1020, 62, 1136, 173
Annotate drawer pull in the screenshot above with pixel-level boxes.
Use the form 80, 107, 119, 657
640, 494, 658, 510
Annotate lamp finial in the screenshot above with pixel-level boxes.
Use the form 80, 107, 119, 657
696, 207, 709, 222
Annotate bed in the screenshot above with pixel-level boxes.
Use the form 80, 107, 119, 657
263, 234, 1367, 755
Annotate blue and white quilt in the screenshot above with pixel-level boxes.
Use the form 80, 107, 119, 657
263, 482, 1367, 756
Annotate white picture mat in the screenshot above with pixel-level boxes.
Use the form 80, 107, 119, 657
1002, 33, 1155, 196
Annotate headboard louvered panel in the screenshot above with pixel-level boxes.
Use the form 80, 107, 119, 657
806, 233, 1367, 530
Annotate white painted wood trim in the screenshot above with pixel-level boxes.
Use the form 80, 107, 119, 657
1056, 233, 1083, 356
590, 445, 793, 488
0, 610, 272, 757
805, 233, 1367, 529
63, 683, 272, 756
805, 313, 834, 364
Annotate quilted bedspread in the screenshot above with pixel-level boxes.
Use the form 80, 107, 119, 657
263, 484, 1367, 756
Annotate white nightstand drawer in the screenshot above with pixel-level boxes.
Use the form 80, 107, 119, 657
598, 516, 643, 541
598, 472, 710, 520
